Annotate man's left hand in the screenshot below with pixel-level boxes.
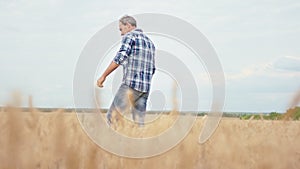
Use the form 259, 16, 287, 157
97, 76, 106, 88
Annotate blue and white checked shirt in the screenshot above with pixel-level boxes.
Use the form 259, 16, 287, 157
113, 29, 156, 93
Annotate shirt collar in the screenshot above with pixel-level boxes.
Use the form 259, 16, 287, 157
133, 28, 143, 32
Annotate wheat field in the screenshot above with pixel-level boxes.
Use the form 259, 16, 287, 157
0, 104, 300, 169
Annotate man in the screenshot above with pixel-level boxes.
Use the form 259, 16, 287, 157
97, 15, 156, 126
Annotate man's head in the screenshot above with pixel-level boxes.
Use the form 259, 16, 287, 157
119, 15, 137, 36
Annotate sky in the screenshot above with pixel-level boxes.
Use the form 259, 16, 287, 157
0, 0, 300, 112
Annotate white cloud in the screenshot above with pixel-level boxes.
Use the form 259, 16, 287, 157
226, 56, 300, 80
223, 56, 300, 112
271, 56, 300, 72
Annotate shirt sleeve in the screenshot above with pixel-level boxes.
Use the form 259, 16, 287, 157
113, 33, 135, 65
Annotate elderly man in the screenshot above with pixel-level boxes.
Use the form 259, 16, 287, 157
97, 15, 156, 126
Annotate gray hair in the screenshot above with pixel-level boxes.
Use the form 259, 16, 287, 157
119, 15, 137, 27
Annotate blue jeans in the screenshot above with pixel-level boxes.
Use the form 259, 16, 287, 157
107, 84, 149, 126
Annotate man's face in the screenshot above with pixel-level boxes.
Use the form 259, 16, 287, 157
119, 22, 132, 36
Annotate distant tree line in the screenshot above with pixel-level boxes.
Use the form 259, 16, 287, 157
239, 107, 300, 120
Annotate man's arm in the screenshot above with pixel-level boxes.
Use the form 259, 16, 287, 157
97, 61, 119, 88
97, 33, 134, 88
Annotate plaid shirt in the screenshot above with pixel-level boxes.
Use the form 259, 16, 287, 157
113, 29, 155, 93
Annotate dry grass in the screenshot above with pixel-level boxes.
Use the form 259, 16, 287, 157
0, 94, 300, 168
1, 108, 300, 169
103, 110, 179, 138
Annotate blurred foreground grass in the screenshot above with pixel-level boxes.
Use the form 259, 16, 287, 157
1, 105, 300, 169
